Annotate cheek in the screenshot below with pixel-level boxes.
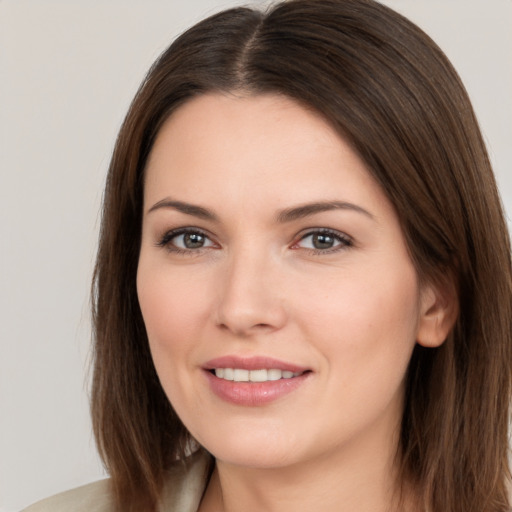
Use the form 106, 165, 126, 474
297, 263, 420, 383
289, 265, 420, 441
136, 263, 215, 425
301, 264, 419, 329
136, 263, 211, 366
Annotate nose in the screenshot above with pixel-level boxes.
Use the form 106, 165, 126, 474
214, 249, 288, 337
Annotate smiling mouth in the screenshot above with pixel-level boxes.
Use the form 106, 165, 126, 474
205, 360, 312, 405
211, 368, 308, 382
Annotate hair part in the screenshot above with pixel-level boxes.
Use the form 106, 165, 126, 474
91, 1, 512, 510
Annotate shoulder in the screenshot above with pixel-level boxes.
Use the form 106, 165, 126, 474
161, 448, 213, 510
21, 479, 112, 512
21, 450, 212, 512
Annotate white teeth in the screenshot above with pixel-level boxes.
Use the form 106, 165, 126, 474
213, 368, 302, 382
267, 369, 282, 381
249, 369, 268, 382
233, 369, 249, 382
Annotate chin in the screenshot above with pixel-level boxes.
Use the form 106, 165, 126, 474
194, 423, 303, 469
210, 447, 297, 470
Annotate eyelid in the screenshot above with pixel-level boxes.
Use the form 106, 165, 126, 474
291, 228, 353, 252
156, 226, 218, 253
154, 226, 353, 255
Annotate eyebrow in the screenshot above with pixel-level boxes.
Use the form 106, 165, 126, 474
276, 201, 374, 223
147, 198, 374, 223
147, 199, 219, 221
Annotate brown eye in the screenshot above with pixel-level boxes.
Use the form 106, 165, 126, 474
296, 229, 352, 252
311, 233, 336, 249
158, 229, 216, 251
182, 232, 206, 249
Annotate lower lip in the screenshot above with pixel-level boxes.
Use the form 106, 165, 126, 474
204, 370, 311, 406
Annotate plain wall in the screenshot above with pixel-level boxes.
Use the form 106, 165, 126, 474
1, 1, 510, 510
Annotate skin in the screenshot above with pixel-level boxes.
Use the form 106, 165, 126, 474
137, 93, 453, 512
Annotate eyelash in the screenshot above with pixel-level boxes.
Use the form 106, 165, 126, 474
156, 228, 215, 256
156, 227, 353, 256
293, 228, 353, 254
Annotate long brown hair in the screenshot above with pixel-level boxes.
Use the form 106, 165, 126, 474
91, 1, 512, 510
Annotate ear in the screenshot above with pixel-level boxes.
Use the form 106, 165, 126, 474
416, 277, 458, 348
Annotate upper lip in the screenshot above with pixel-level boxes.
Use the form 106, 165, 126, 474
203, 356, 310, 373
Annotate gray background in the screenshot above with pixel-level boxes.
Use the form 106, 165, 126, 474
1, 1, 511, 510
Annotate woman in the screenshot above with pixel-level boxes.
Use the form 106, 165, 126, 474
24, 0, 512, 511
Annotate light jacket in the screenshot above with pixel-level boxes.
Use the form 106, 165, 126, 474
22, 450, 211, 512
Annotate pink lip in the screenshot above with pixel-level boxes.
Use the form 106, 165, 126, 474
203, 355, 309, 373
203, 356, 312, 407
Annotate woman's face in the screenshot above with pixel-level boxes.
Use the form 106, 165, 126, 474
137, 93, 437, 470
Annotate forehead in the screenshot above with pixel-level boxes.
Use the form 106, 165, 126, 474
146, 92, 343, 171
143, 92, 393, 221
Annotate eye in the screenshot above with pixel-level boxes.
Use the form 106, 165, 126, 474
157, 228, 216, 252
293, 229, 352, 252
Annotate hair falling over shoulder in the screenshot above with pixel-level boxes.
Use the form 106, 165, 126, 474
90, 1, 512, 510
